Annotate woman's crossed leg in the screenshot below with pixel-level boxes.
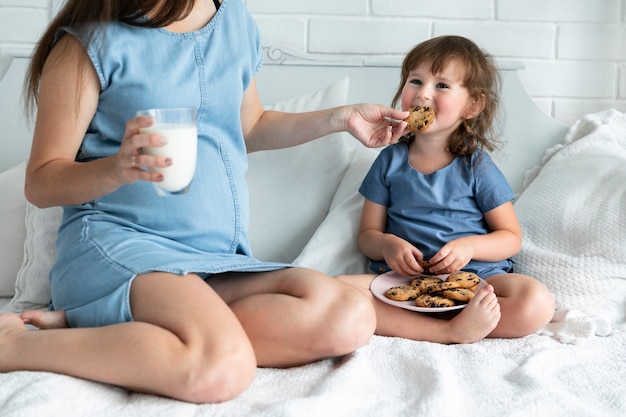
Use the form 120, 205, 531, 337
1, 267, 376, 402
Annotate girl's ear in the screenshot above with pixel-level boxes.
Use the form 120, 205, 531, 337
464, 93, 486, 119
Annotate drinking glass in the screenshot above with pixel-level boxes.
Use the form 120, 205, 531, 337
137, 107, 198, 196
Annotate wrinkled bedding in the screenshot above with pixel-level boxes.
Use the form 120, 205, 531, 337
1, 298, 623, 417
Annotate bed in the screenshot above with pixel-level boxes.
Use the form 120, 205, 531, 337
1, 45, 625, 417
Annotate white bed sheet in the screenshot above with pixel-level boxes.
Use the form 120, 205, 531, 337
1, 291, 624, 417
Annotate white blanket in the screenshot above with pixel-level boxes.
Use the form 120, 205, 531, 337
1, 327, 624, 417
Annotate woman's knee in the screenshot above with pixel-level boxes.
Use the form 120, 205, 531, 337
314, 278, 377, 356
167, 336, 257, 404
130, 273, 258, 403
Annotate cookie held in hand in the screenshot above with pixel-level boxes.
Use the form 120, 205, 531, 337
418, 260, 435, 275
405, 106, 434, 132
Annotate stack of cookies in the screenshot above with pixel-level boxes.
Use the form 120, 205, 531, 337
384, 272, 480, 308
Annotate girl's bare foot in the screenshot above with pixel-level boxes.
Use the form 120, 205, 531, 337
446, 284, 500, 344
21, 310, 69, 329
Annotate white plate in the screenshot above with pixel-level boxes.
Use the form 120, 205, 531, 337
370, 271, 485, 313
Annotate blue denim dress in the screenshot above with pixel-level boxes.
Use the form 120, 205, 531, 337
49, 0, 288, 328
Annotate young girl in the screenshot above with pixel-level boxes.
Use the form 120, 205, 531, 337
340, 36, 554, 344
0, 0, 409, 403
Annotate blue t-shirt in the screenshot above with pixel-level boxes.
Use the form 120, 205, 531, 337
359, 142, 515, 277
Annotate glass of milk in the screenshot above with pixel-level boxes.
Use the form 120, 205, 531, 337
137, 107, 198, 196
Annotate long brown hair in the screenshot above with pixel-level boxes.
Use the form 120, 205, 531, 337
24, 0, 195, 116
392, 35, 502, 156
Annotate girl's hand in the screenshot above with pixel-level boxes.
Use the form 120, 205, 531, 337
114, 115, 172, 186
381, 234, 426, 276
428, 238, 474, 275
345, 104, 409, 148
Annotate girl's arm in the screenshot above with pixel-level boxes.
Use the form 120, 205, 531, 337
239, 79, 409, 152
25, 35, 168, 208
357, 199, 425, 276
428, 201, 522, 274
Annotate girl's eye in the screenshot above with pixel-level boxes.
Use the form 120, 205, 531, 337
409, 79, 422, 86
436, 83, 449, 89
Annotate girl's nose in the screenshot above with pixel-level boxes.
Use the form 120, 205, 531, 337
415, 85, 431, 100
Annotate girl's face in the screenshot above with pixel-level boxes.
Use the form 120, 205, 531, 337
401, 60, 479, 136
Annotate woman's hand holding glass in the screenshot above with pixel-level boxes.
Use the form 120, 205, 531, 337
117, 107, 198, 196
115, 115, 171, 188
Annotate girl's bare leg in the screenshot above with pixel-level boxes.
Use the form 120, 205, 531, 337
0, 273, 256, 404
338, 274, 501, 344
485, 273, 554, 338
207, 268, 377, 367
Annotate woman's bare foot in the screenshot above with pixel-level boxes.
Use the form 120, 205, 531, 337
0, 313, 26, 334
0, 313, 30, 371
445, 284, 501, 344
21, 310, 69, 329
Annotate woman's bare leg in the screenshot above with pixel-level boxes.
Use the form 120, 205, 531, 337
338, 274, 501, 344
0, 272, 256, 403
207, 268, 377, 367
20, 268, 377, 371
486, 273, 554, 338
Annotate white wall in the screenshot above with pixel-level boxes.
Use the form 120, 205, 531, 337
248, 0, 626, 126
1, 0, 625, 127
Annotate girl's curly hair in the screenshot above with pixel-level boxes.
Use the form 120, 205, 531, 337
392, 36, 502, 156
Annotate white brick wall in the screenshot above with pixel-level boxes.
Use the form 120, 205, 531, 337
1, 0, 625, 126
249, 0, 626, 126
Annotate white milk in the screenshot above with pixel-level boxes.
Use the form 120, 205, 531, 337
140, 123, 198, 193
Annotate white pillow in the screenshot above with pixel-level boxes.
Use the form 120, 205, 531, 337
9, 201, 62, 311
0, 162, 27, 296
246, 77, 351, 262
513, 109, 626, 331
292, 144, 377, 275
